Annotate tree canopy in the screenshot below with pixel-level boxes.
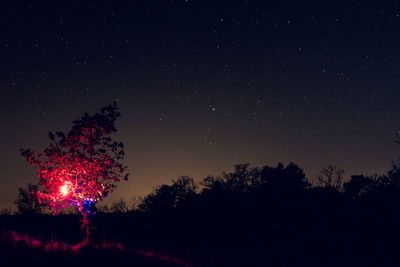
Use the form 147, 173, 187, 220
20, 103, 128, 244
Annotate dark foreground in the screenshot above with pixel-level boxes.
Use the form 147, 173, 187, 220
5, 162, 400, 266
1, 243, 184, 267
1, 212, 400, 267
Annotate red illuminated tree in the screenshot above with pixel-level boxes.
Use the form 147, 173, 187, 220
21, 103, 128, 245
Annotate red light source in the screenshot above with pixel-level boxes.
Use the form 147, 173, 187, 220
59, 181, 73, 198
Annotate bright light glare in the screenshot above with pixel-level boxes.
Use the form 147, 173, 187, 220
59, 182, 72, 197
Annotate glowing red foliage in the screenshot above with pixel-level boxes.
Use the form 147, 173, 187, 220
20, 103, 128, 243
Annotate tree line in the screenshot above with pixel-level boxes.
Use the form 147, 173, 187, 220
11, 160, 400, 215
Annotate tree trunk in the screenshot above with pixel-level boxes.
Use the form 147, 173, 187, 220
78, 203, 90, 246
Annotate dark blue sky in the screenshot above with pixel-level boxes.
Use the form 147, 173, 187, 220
1, 0, 400, 209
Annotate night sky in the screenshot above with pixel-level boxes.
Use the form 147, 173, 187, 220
1, 0, 400, 209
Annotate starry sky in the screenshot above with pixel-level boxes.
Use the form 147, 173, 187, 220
1, 0, 400, 209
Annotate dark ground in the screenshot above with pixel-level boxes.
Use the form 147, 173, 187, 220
1, 207, 400, 267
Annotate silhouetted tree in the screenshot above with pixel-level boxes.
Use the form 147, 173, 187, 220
139, 176, 197, 212
260, 162, 310, 190
387, 158, 400, 185
200, 175, 224, 192
0, 207, 15, 215
343, 175, 386, 199
139, 185, 176, 212
14, 183, 42, 214
110, 198, 130, 213
96, 203, 110, 213
317, 165, 345, 191
171, 176, 197, 204
222, 163, 261, 193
